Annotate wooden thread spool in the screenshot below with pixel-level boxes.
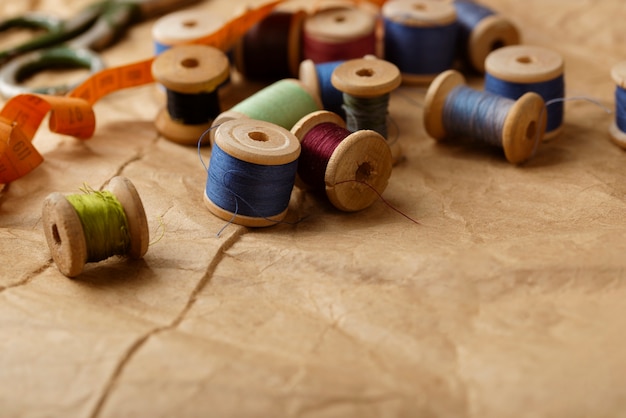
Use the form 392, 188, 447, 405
291, 110, 393, 212
382, 0, 458, 85
42, 176, 149, 278
454, 0, 520, 73
609, 61, 626, 149
152, 10, 225, 55
485, 45, 565, 140
204, 119, 301, 227
302, 6, 377, 64
234, 9, 306, 82
424, 69, 546, 164
331, 57, 402, 161
152, 44, 230, 146
211, 78, 322, 142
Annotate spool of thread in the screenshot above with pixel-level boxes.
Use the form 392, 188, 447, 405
298, 55, 377, 117
454, 0, 520, 73
151, 44, 230, 146
291, 110, 393, 212
211, 78, 322, 140
609, 61, 626, 149
382, 0, 458, 85
204, 119, 301, 227
152, 10, 225, 55
423, 69, 546, 164
41, 176, 149, 278
331, 57, 401, 139
234, 10, 306, 82
484, 45, 565, 140
302, 6, 377, 64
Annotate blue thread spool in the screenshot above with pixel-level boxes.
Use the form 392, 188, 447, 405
382, 0, 458, 85
204, 119, 301, 227
152, 44, 230, 146
453, 0, 520, 73
609, 61, 626, 149
152, 10, 225, 55
424, 70, 546, 164
484, 45, 564, 140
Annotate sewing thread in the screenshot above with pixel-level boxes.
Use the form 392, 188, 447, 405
343, 93, 390, 137
615, 86, 626, 132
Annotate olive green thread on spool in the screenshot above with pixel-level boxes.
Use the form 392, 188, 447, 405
65, 189, 131, 263
42, 176, 149, 278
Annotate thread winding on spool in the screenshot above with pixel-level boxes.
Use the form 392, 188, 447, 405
152, 9, 225, 55
609, 61, 626, 149
485, 45, 564, 140
42, 176, 149, 278
211, 78, 322, 140
331, 57, 401, 140
234, 10, 305, 81
151, 44, 230, 146
382, 0, 458, 85
424, 69, 546, 164
204, 119, 301, 227
454, 0, 520, 73
291, 110, 393, 212
302, 6, 377, 64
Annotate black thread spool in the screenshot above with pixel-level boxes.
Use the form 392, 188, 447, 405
152, 44, 230, 146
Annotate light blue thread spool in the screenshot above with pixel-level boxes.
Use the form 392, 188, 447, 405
204, 119, 301, 227
423, 70, 546, 164
609, 62, 626, 149
485, 45, 564, 140
382, 0, 458, 85
453, 0, 520, 73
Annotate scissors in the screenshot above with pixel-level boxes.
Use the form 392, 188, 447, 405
0, 0, 201, 98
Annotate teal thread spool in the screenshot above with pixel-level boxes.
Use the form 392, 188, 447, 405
42, 177, 149, 278
211, 78, 322, 141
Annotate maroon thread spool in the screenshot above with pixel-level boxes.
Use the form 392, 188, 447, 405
234, 9, 306, 82
291, 110, 393, 212
302, 6, 378, 64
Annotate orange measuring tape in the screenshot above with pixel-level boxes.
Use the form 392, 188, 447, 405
0, 1, 283, 184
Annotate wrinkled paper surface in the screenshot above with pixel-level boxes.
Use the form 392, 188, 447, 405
1, 0, 626, 416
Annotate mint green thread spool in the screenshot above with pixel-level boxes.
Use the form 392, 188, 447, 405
42, 176, 149, 278
210, 78, 322, 142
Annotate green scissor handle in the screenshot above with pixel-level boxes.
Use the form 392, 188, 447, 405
0, 46, 105, 97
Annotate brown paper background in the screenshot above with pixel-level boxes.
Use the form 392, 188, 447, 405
1, 0, 626, 417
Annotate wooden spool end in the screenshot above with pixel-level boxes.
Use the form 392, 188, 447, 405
609, 61, 626, 149
485, 45, 563, 139
41, 176, 149, 278
298, 59, 321, 100
423, 69, 465, 141
205, 119, 301, 227
42, 192, 88, 278
291, 110, 392, 212
502, 92, 546, 164
304, 6, 376, 44
154, 110, 213, 146
331, 57, 401, 97
152, 10, 225, 50
468, 14, 520, 73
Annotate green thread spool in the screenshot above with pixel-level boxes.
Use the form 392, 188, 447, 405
42, 176, 149, 278
211, 78, 322, 142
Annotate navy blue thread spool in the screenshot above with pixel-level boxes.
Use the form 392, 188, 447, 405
234, 9, 306, 82
484, 45, 565, 140
291, 110, 393, 212
453, 0, 520, 73
382, 0, 458, 85
152, 10, 225, 55
302, 6, 378, 64
424, 70, 546, 164
609, 61, 626, 149
204, 119, 301, 227
152, 44, 230, 146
